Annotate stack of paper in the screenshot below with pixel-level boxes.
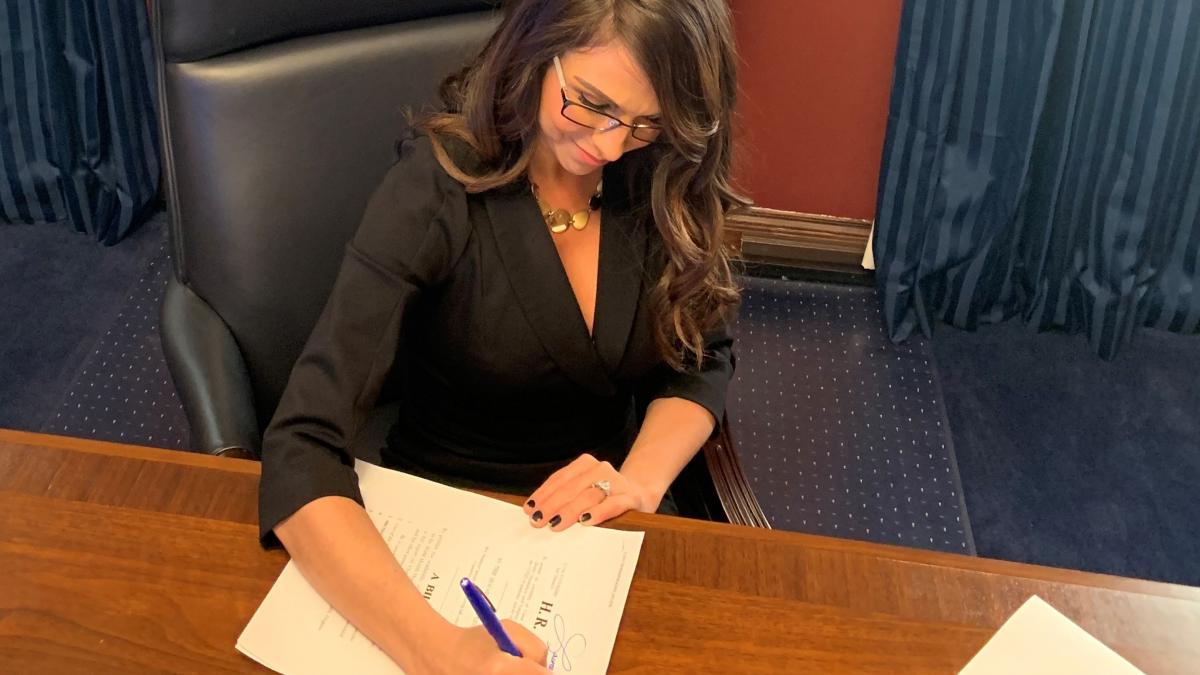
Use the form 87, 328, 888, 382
238, 460, 644, 674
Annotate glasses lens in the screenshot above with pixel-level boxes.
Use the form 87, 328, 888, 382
562, 103, 662, 144
631, 126, 662, 143
562, 103, 619, 131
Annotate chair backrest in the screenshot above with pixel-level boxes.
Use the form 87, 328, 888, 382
153, 0, 498, 428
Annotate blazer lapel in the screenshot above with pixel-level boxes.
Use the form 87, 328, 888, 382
484, 183, 617, 396
592, 164, 648, 375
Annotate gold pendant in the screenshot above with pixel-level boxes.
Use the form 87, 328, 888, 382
548, 209, 572, 233
531, 179, 601, 234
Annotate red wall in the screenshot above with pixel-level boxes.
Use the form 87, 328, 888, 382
731, 1, 903, 221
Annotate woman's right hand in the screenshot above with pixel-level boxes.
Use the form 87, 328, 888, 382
420, 619, 551, 675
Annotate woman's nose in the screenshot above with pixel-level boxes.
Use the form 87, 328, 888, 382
592, 126, 632, 162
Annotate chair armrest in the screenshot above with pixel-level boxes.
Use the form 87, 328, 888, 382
669, 414, 770, 527
160, 276, 262, 458
702, 415, 771, 528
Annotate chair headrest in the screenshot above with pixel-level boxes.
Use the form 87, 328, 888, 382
156, 0, 497, 62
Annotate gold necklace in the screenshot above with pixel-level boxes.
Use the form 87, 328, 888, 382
531, 179, 603, 234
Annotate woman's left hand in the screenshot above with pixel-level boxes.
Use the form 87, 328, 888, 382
522, 454, 661, 532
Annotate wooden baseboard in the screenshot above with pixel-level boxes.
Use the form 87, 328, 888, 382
726, 206, 872, 274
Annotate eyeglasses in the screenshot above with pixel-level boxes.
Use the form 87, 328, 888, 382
553, 55, 662, 144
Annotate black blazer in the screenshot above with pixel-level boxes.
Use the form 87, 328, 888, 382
258, 133, 734, 545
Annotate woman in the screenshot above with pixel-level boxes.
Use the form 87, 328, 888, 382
259, 0, 745, 672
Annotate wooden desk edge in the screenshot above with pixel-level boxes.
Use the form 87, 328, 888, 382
6, 428, 1198, 604
0, 428, 260, 474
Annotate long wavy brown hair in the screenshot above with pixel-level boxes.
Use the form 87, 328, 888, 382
416, 0, 748, 370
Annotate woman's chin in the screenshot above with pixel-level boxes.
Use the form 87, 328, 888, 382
556, 156, 599, 177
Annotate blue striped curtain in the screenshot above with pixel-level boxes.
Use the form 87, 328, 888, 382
1, 0, 160, 245
874, 0, 1200, 358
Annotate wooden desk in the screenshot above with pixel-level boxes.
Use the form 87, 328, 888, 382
2, 430, 1198, 674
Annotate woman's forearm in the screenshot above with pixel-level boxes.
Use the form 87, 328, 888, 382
274, 496, 454, 672
619, 397, 716, 508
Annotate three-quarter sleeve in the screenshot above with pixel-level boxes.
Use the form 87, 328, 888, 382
258, 137, 469, 547
636, 323, 736, 427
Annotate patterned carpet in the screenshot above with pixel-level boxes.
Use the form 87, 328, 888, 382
0, 213, 189, 449
44, 235, 189, 449
728, 276, 972, 554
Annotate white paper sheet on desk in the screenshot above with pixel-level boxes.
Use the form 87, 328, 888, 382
237, 460, 644, 675
958, 595, 1144, 674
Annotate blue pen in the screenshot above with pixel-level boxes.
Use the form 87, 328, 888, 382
460, 577, 523, 657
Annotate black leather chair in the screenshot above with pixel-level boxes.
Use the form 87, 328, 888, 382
152, 0, 765, 526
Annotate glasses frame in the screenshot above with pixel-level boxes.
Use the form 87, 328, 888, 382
552, 55, 662, 144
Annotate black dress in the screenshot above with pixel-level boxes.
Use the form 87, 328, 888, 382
258, 133, 734, 546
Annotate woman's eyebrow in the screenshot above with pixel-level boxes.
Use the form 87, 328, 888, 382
575, 77, 660, 119
575, 77, 614, 103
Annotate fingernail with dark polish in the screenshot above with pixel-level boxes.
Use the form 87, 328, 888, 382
579, 513, 592, 523
531, 510, 543, 522
526, 499, 536, 508
549, 514, 561, 527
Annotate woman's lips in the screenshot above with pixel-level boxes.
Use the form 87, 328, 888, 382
575, 143, 605, 166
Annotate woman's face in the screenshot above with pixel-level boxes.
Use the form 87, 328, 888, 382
535, 39, 662, 176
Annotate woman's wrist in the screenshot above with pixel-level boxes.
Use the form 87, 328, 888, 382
400, 615, 460, 675
618, 466, 667, 513
619, 398, 715, 514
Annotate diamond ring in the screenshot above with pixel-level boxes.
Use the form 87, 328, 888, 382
591, 479, 612, 498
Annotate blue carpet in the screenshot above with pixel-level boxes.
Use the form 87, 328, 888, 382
932, 322, 1200, 585
0, 214, 189, 449
730, 277, 974, 554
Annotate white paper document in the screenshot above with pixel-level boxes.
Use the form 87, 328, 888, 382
959, 595, 1145, 675
238, 460, 644, 674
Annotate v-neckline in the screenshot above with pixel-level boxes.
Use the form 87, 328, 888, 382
483, 161, 646, 395
545, 213, 603, 339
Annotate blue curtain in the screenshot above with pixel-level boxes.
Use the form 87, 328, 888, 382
1, 0, 160, 245
874, 0, 1200, 358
